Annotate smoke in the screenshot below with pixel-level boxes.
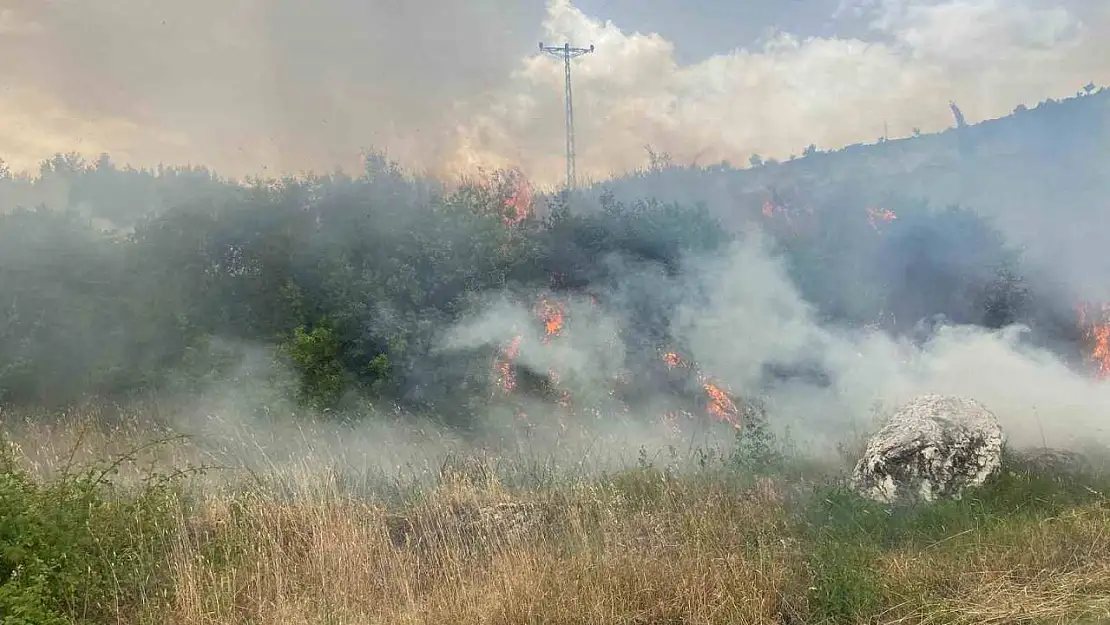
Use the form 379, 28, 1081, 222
2, 0, 1107, 187
437, 224, 1110, 460
4, 0, 1109, 476
0, 0, 545, 176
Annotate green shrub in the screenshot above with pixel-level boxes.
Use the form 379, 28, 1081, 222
0, 439, 185, 624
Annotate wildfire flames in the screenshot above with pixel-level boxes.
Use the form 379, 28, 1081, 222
762, 200, 785, 219
533, 297, 566, 342
492, 296, 567, 402
702, 382, 740, 423
662, 351, 743, 429
866, 207, 897, 232
490, 297, 746, 435
501, 169, 533, 227
494, 335, 522, 393
488, 169, 748, 433
763, 198, 897, 236
1077, 302, 1110, 379
760, 197, 816, 237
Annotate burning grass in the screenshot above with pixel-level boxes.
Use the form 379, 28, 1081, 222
2, 410, 1110, 625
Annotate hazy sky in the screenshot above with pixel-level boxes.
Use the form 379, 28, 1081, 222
1, 0, 1107, 186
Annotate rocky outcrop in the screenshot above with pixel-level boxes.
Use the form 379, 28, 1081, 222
852, 394, 1005, 504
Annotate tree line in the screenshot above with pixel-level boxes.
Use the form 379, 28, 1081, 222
0, 151, 1066, 426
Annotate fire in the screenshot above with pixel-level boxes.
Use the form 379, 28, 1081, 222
1077, 302, 1110, 379
1092, 325, 1110, 379
534, 297, 566, 342
494, 334, 522, 393
493, 309, 747, 433
703, 381, 741, 427
762, 200, 784, 219
547, 368, 573, 408
760, 197, 815, 237
501, 169, 533, 227
867, 207, 897, 232
660, 350, 743, 429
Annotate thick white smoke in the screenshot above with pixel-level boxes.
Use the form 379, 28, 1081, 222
440, 227, 1110, 459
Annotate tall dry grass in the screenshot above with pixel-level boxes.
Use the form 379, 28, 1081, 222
3, 408, 1110, 624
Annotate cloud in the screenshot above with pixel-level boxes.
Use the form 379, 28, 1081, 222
463, 0, 1109, 185
0, 0, 1107, 186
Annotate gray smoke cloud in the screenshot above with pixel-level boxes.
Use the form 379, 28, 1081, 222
0, 0, 545, 176
1, 0, 1107, 187
438, 226, 1110, 460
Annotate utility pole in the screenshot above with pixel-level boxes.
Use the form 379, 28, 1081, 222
539, 41, 594, 191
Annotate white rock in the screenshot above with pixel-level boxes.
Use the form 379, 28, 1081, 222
852, 394, 1005, 504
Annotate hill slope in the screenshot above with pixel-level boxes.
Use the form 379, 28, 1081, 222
597, 88, 1110, 297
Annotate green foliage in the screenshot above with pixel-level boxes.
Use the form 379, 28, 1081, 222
802, 449, 1107, 550
0, 129, 1075, 417
281, 323, 354, 410
0, 439, 184, 625
804, 538, 885, 623
793, 448, 1110, 622
728, 417, 786, 474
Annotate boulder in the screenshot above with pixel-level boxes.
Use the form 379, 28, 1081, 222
852, 394, 1005, 504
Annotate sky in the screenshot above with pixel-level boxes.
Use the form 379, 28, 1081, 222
0, 0, 1107, 186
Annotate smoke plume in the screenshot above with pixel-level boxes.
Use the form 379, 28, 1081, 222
2, 0, 1107, 186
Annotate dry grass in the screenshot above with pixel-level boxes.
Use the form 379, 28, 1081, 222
872, 506, 1110, 624
4, 411, 1110, 625
164, 472, 799, 625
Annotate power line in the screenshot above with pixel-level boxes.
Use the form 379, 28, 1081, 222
539, 41, 594, 191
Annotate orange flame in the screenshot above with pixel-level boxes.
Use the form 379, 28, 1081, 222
502, 169, 533, 227
702, 381, 741, 428
867, 207, 897, 232
1077, 302, 1110, 379
494, 334, 522, 393
547, 368, 573, 408
534, 297, 566, 342
660, 350, 743, 429
760, 198, 815, 237
762, 200, 783, 219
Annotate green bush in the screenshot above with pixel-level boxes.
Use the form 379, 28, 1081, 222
281, 323, 353, 411
0, 439, 185, 625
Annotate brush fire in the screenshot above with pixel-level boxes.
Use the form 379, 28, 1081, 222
661, 351, 744, 430
490, 293, 752, 435
866, 207, 897, 231
500, 168, 533, 227
485, 171, 1109, 446
1077, 302, 1110, 379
